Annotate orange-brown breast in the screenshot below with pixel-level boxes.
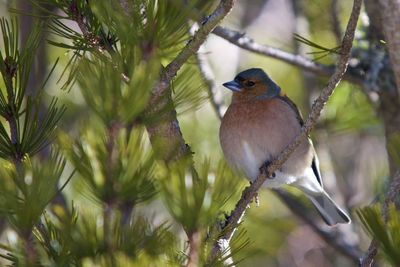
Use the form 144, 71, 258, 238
219, 97, 313, 180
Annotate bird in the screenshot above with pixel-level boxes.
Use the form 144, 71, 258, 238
219, 68, 351, 226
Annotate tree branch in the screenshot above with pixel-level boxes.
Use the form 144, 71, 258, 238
212, 26, 364, 85
209, 0, 362, 262
359, 170, 400, 267
196, 45, 224, 120
145, 0, 234, 162
153, 0, 235, 100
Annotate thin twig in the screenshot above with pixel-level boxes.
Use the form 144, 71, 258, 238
360, 170, 400, 267
188, 21, 224, 120
212, 26, 363, 85
196, 46, 224, 120
209, 0, 362, 262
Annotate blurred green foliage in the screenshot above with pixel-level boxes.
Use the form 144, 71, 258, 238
358, 205, 400, 266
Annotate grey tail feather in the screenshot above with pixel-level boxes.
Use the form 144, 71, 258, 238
307, 191, 351, 226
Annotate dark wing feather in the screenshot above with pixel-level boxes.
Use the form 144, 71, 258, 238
277, 94, 304, 126
277, 94, 323, 186
311, 156, 323, 187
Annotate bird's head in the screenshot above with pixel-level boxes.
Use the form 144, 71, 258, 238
223, 68, 282, 102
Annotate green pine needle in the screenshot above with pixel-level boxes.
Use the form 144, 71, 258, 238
294, 33, 341, 60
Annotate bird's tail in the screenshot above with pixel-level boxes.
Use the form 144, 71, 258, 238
307, 191, 351, 226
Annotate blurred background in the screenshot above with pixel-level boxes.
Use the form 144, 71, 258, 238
185, 1, 386, 265
0, 0, 397, 266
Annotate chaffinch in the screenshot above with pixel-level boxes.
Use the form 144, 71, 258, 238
219, 68, 350, 226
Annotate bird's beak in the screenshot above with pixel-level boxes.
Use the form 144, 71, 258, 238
222, 80, 242, 92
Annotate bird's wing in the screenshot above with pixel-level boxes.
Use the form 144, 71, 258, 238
277, 94, 304, 126
311, 155, 323, 187
277, 94, 323, 187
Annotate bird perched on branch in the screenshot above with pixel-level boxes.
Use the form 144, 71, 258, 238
219, 68, 350, 226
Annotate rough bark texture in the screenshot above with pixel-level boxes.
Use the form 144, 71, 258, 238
364, 0, 400, 176
378, 0, 400, 97
377, 0, 400, 175
360, 1, 400, 266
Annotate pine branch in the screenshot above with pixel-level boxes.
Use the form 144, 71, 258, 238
146, 0, 234, 162
151, 0, 235, 100
212, 26, 364, 85
209, 0, 362, 262
68, 0, 113, 54
1, 22, 37, 266
360, 170, 400, 267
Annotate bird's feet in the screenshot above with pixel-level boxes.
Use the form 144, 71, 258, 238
259, 160, 276, 179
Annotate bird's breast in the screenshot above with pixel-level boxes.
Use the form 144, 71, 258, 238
219, 98, 312, 180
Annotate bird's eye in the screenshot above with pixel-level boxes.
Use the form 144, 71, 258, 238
245, 81, 255, 87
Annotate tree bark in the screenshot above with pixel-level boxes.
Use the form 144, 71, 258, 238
364, 0, 400, 176
377, 0, 400, 98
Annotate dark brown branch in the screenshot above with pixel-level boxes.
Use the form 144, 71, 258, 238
70, 0, 89, 37
210, 0, 362, 261
212, 26, 364, 85
360, 170, 400, 267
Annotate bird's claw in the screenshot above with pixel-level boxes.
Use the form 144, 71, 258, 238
259, 160, 276, 179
